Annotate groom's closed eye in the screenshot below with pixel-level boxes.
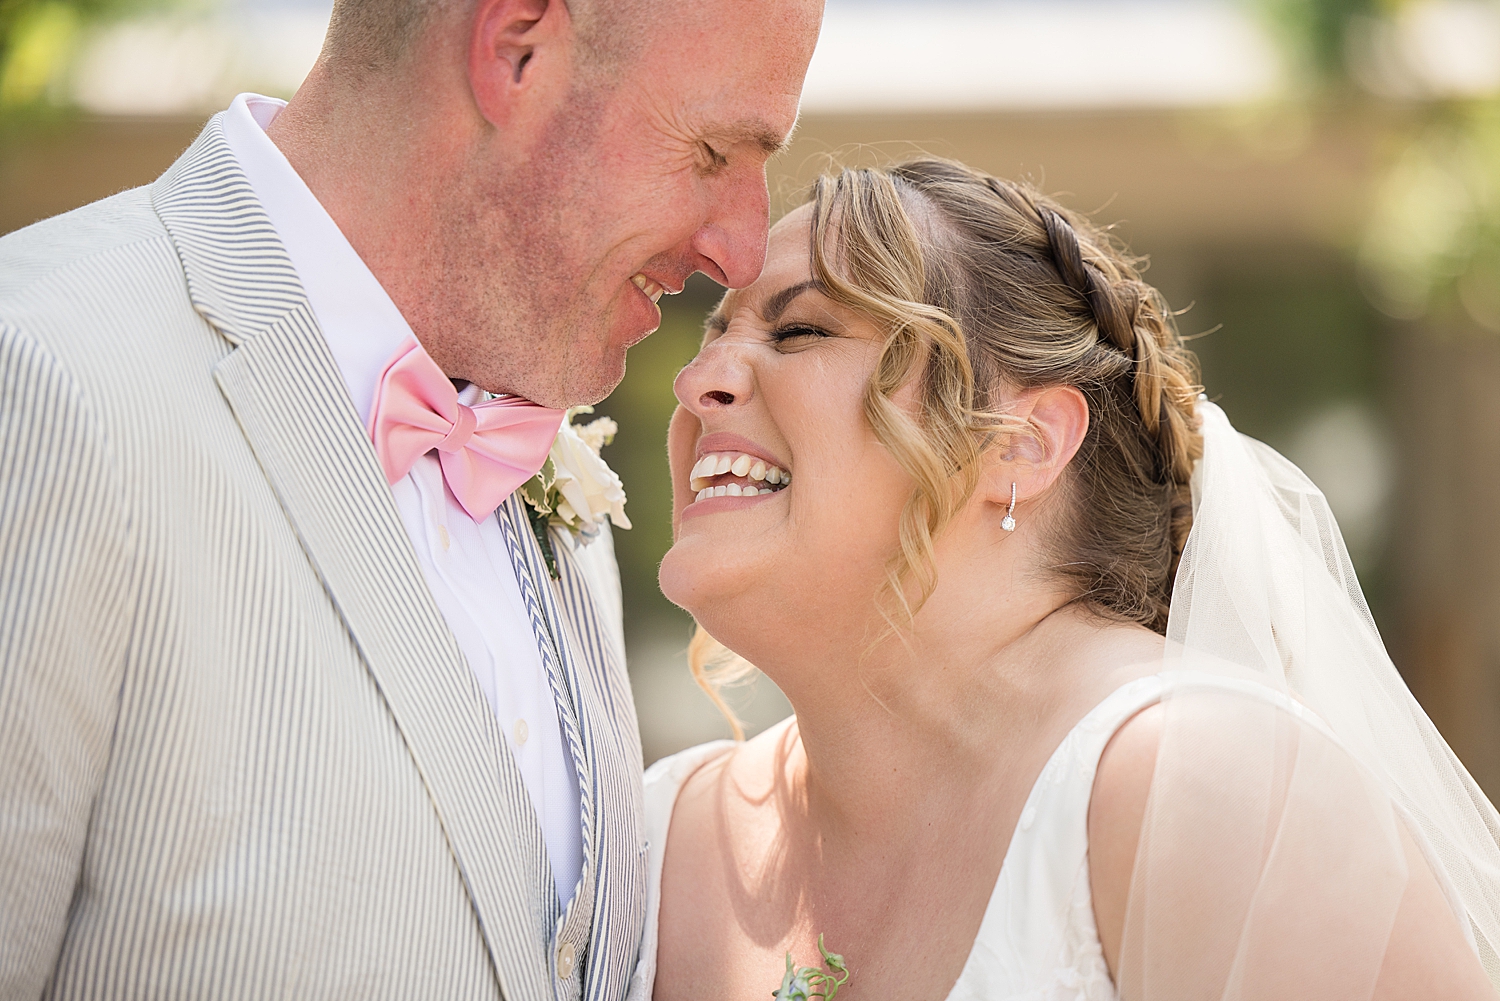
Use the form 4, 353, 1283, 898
696, 141, 730, 176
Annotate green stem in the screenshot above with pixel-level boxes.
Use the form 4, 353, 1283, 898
527, 504, 560, 579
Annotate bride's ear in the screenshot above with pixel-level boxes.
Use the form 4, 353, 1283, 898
978, 385, 1090, 508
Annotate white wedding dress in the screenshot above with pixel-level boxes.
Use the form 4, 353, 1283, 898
625, 670, 1329, 1001
623, 401, 1500, 999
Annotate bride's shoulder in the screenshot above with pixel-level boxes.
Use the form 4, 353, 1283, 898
645, 716, 798, 819
644, 739, 736, 793
1084, 675, 1493, 996
1088, 674, 1327, 846
1086, 674, 1375, 967
643, 739, 736, 825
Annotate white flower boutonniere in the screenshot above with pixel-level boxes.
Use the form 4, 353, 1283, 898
520, 406, 631, 578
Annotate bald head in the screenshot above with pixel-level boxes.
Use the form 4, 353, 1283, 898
323, 0, 650, 75
276, 0, 822, 406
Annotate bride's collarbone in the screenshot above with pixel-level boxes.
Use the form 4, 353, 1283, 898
654, 839, 1001, 1001
654, 632, 1162, 1001
655, 728, 1055, 1001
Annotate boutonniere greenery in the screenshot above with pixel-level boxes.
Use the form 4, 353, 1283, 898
520, 406, 631, 579
773, 936, 850, 1001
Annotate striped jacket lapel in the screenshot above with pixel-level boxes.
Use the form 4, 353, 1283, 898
151, 118, 556, 1001
494, 498, 598, 939
499, 504, 648, 1001
552, 538, 648, 1001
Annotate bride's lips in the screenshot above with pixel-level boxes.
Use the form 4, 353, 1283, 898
695, 432, 785, 469
680, 432, 791, 521
680, 488, 786, 520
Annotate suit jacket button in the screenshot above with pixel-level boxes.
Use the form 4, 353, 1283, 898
557, 941, 576, 980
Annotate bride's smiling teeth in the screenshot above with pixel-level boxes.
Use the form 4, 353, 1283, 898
630, 274, 665, 304
689, 451, 791, 502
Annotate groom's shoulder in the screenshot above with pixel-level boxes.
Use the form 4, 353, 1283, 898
0, 185, 207, 383
0, 185, 170, 304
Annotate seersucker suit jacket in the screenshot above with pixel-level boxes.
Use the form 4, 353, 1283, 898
0, 117, 647, 1001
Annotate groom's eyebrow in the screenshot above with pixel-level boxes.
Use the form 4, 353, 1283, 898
708, 119, 793, 156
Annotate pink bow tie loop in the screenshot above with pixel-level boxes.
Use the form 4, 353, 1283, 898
369, 337, 564, 521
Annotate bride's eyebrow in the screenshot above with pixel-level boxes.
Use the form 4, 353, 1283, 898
705, 280, 827, 336
761, 280, 828, 322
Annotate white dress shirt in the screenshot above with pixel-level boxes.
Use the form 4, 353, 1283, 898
223, 93, 582, 906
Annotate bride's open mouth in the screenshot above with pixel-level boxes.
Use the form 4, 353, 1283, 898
687, 451, 791, 503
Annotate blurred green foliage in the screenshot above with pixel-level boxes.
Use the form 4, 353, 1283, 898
0, 0, 177, 109
596, 280, 718, 625
1190, 253, 1385, 442
1255, 0, 1500, 336
1255, 0, 1387, 83
1359, 101, 1500, 335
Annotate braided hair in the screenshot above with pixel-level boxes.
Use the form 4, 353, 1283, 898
806, 157, 1203, 633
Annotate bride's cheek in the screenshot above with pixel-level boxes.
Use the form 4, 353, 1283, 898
666, 405, 700, 527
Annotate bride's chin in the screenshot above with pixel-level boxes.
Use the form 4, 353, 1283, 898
657, 548, 709, 613
658, 548, 752, 622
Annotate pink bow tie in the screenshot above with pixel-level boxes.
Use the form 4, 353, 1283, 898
368, 337, 564, 521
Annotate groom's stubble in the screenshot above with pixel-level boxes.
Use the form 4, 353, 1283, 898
274, 0, 822, 409
423, 80, 628, 406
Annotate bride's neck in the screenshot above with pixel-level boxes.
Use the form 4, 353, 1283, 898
765, 584, 1085, 844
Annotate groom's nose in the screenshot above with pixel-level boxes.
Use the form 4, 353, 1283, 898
689, 167, 771, 290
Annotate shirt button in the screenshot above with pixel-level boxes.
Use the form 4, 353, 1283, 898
556, 941, 576, 979
514, 718, 529, 747
437, 524, 451, 551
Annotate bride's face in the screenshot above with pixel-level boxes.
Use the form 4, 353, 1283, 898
659, 206, 915, 659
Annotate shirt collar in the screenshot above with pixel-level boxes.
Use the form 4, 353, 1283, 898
221, 92, 414, 428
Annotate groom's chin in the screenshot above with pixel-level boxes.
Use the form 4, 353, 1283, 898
564, 359, 628, 408
614, 277, 664, 344
520, 342, 630, 410
555, 318, 654, 406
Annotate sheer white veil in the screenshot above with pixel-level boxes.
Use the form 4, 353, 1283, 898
1118, 399, 1500, 996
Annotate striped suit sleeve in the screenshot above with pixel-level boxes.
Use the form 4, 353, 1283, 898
0, 323, 134, 998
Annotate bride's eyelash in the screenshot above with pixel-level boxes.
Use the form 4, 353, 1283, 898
769, 323, 830, 345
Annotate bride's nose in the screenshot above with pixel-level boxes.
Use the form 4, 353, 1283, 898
673, 341, 755, 416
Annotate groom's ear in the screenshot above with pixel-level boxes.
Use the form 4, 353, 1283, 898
978, 385, 1090, 507
469, 0, 573, 127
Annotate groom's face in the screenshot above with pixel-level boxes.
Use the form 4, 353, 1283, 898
449, 0, 824, 408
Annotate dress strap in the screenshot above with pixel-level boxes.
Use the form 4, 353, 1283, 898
947, 674, 1167, 1000
625, 740, 736, 1001
945, 670, 1383, 1000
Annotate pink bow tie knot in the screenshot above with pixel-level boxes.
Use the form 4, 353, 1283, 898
369, 337, 564, 522
437, 403, 478, 453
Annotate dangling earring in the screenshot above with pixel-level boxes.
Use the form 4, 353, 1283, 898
1002, 482, 1018, 532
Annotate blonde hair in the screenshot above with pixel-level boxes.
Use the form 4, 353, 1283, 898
689, 157, 1203, 733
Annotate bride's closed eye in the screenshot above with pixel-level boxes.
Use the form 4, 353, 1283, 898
769, 323, 832, 350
